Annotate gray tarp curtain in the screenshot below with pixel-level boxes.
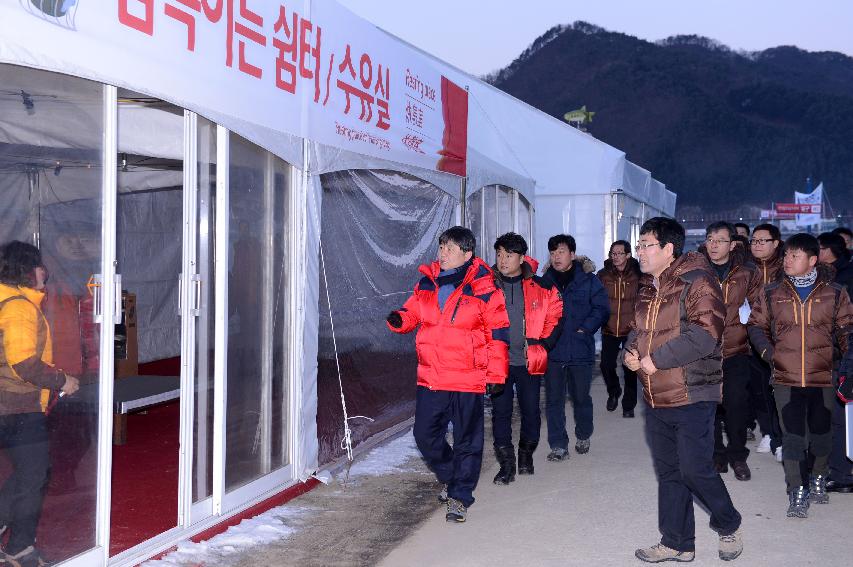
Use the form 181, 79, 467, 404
317, 169, 456, 465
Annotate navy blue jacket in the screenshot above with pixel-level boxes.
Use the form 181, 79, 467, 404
541, 262, 610, 365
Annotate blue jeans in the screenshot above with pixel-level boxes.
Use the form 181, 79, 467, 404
645, 401, 742, 552
491, 365, 541, 447
544, 362, 593, 449
413, 386, 484, 507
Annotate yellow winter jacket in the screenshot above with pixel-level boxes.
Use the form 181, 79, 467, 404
0, 282, 66, 414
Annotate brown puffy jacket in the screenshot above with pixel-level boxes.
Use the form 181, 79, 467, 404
748, 264, 853, 388
597, 257, 642, 337
703, 247, 763, 359
627, 252, 725, 408
755, 248, 784, 286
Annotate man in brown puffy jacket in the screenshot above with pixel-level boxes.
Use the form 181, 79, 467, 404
748, 233, 853, 519
625, 218, 742, 563
597, 240, 642, 417
702, 222, 762, 482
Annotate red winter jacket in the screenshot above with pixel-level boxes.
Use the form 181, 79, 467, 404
388, 257, 510, 393
492, 256, 564, 375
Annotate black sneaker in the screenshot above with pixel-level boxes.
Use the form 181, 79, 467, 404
2, 545, 51, 567
787, 486, 810, 518
809, 474, 829, 504
445, 497, 467, 523
437, 484, 448, 503
575, 438, 590, 454
546, 447, 569, 461
623, 409, 635, 418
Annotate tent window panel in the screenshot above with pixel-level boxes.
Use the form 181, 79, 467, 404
465, 189, 483, 250
482, 186, 497, 265
225, 134, 290, 491
497, 186, 512, 239
518, 195, 532, 247
0, 63, 103, 562
316, 169, 456, 465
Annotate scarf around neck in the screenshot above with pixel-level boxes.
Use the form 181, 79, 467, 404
788, 268, 818, 288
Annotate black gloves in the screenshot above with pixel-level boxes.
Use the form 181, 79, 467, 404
386, 311, 403, 329
486, 383, 505, 397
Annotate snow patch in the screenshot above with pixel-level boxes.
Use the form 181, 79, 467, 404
343, 431, 419, 478
143, 506, 310, 566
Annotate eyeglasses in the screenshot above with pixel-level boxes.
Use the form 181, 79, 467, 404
635, 242, 662, 252
705, 238, 731, 246
610, 251, 627, 257
749, 238, 776, 245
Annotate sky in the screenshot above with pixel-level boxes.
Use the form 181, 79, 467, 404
337, 0, 853, 77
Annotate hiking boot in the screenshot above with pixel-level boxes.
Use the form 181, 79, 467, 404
445, 497, 467, 523
546, 447, 569, 462
786, 486, 810, 518
731, 461, 751, 481
517, 439, 538, 475
437, 485, 448, 503
635, 543, 695, 563
756, 435, 771, 453
2, 545, 51, 567
809, 474, 829, 504
718, 529, 743, 561
492, 445, 516, 485
575, 438, 590, 454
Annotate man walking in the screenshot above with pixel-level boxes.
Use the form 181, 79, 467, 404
817, 231, 853, 493
541, 235, 609, 460
490, 233, 563, 484
703, 222, 761, 481
597, 240, 642, 418
625, 218, 742, 563
386, 226, 509, 523
748, 233, 853, 517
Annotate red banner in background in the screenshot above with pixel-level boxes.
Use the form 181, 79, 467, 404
775, 203, 821, 214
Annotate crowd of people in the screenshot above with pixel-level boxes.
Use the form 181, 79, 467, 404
386, 219, 853, 563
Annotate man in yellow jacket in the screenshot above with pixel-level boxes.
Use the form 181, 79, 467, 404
0, 241, 79, 566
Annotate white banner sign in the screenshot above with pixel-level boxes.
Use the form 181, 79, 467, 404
0, 0, 468, 176
794, 183, 823, 227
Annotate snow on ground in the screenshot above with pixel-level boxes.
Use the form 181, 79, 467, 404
146, 430, 419, 566
340, 431, 420, 478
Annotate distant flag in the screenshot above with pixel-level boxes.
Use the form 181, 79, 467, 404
794, 182, 822, 227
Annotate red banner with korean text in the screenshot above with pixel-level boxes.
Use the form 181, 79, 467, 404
775, 203, 821, 214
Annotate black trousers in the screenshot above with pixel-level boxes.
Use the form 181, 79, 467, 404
829, 371, 853, 482
413, 386, 484, 508
775, 385, 834, 491
0, 412, 51, 554
492, 365, 541, 447
748, 352, 783, 450
645, 401, 741, 552
599, 334, 638, 411
714, 354, 752, 463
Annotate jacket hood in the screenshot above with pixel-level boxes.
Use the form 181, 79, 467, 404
815, 263, 837, 284
492, 255, 539, 282
420, 256, 492, 283
661, 251, 714, 284
602, 257, 641, 276
0, 282, 44, 306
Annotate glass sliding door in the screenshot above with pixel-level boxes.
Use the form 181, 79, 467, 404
224, 134, 290, 494
0, 64, 104, 564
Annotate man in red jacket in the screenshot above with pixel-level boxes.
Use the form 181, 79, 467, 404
490, 233, 563, 485
387, 226, 509, 523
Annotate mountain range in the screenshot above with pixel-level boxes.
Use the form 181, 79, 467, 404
487, 22, 853, 216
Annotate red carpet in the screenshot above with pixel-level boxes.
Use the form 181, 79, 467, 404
109, 401, 179, 556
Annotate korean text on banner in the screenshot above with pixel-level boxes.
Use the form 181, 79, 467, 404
308, 1, 468, 176
2, 1, 468, 178
794, 183, 823, 227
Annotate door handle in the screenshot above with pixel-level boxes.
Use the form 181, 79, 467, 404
191, 274, 202, 316
114, 274, 123, 325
